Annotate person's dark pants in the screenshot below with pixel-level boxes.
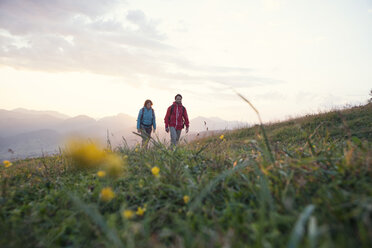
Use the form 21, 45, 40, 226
140, 125, 152, 147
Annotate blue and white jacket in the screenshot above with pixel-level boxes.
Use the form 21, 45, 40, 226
137, 107, 156, 130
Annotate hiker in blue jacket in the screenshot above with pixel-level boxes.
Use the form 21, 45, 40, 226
137, 99, 156, 147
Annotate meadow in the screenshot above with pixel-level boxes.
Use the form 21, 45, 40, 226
0, 103, 371, 248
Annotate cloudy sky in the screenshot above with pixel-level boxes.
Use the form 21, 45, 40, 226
0, 0, 371, 123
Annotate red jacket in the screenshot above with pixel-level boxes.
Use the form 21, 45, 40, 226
164, 102, 190, 130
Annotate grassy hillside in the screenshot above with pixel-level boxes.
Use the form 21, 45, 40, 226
0, 103, 371, 248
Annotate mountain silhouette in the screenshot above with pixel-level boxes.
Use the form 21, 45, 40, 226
0, 108, 246, 160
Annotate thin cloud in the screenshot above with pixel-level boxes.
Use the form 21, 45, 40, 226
126, 9, 166, 40
0, 0, 283, 90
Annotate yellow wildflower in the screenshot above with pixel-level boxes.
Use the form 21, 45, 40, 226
136, 206, 146, 216
135, 148, 139, 152
3, 160, 12, 168
67, 140, 106, 169
219, 134, 224, 140
104, 153, 124, 178
97, 170, 106, 178
151, 166, 160, 177
100, 187, 115, 202
233, 161, 237, 168
183, 195, 190, 204
122, 210, 135, 219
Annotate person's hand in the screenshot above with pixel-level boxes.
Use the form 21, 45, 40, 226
186, 127, 189, 133
137, 129, 140, 133
153, 129, 156, 133
165, 127, 169, 133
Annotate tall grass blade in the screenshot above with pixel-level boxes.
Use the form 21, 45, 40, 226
287, 204, 316, 248
233, 90, 275, 164
189, 161, 250, 211
308, 216, 318, 248
106, 129, 112, 151
70, 195, 124, 248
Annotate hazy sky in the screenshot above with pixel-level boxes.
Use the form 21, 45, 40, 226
0, 0, 371, 123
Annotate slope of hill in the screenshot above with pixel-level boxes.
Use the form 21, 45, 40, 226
1, 103, 371, 247
230, 102, 372, 143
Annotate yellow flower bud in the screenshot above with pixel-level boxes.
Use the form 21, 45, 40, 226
122, 210, 135, 219
97, 170, 106, 177
100, 187, 115, 202
151, 166, 160, 177
136, 207, 146, 216
3, 160, 12, 168
183, 195, 190, 204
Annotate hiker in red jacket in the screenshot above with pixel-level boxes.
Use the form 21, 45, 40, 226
164, 94, 190, 146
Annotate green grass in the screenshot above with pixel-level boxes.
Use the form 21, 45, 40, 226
1, 103, 371, 248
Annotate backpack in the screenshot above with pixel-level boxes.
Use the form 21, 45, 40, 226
140, 107, 154, 126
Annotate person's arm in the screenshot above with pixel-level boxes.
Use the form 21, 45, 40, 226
183, 107, 190, 133
153, 110, 156, 130
164, 106, 171, 128
137, 109, 142, 131
183, 107, 190, 128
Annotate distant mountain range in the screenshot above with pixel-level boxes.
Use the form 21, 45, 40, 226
0, 108, 247, 160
